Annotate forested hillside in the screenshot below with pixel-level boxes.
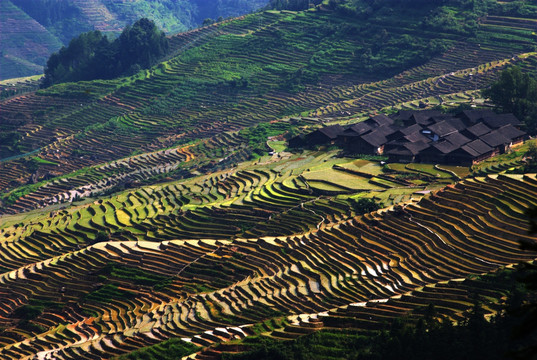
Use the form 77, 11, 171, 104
0, 0, 536, 211
42, 18, 169, 87
0, 0, 268, 80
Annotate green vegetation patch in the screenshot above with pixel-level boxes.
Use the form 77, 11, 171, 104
113, 337, 200, 360
222, 265, 535, 360
97, 263, 173, 288
303, 169, 385, 191
42, 18, 168, 87
84, 283, 135, 303
239, 121, 301, 156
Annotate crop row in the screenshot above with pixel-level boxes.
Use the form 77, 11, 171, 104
2, 11, 535, 201
0, 174, 534, 359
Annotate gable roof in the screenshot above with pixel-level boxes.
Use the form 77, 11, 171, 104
458, 144, 480, 157
481, 130, 511, 147
361, 130, 388, 147
497, 124, 526, 140
317, 124, 344, 139
430, 115, 455, 123
426, 121, 458, 137
399, 123, 423, 136
432, 140, 458, 154
390, 110, 415, 121
445, 117, 467, 131
464, 139, 494, 156
385, 140, 430, 156
460, 109, 497, 124
365, 114, 394, 127
410, 114, 435, 126
346, 122, 373, 136
403, 131, 430, 143
412, 110, 442, 123
482, 113, 522, 129
374, 124, 398, 137
444, 132, 471, 148
463, 122, 492, 138
405, 140, 430, 154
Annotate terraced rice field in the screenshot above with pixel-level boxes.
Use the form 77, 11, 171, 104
1, 8, 536, 211
303, 169, 395, 192
0, 4, 536, 359
0, 174, 535, 359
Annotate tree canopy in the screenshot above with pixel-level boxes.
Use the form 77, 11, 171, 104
42, 18, 168, 87
482, 66, 537, 134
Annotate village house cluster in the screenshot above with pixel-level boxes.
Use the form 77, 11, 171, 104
289, 110, 528, 165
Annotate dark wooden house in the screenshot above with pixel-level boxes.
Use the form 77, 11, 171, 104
288, 134, 306, 148
304, 125, 344, 146
461, 122, 492, 139
449, 139, 495, 165
481, 130, 512, 154
348, 130, 388, 155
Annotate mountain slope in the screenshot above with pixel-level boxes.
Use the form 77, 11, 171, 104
0, 171, 535, 359
0, 0, 268, 80
0, 1, 63, 79
0, 1, 535, 213
0, 2, 536, 359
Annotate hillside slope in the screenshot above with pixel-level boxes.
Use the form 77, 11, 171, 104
0, 1, 63, 79
0, 0, 268, 80
0, 1, 536, 359
0, 0, 535, 214
0, 171, 535, 359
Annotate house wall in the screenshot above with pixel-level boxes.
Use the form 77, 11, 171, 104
388, 154, 415, 163
347, 139, 376, 155
306, 132, 331, 145
511, 137, 525, 147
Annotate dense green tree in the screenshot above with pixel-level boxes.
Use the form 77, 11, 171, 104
351, 198, 382, 214
481, 66, 537, 134
42, 18, 168, 87
202, 18, 216, 26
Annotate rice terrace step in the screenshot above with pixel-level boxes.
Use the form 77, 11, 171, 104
0, 0, 536, 359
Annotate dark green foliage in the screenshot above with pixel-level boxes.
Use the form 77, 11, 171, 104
13, 305, 43, 320
84, 284, 134, 303
88, 231, 110, 245
42, 18, 168, 87
118, 18, 169, 73
221, 309, 522, 360
239, 122, 298, 156
12, 299, 64, 323
98, 263, 172, 288
482, 66, 537, 134
113, 338, 200, 360
0, 131, 22, 151
222, 266, 537, 360
351, 198, 382, 215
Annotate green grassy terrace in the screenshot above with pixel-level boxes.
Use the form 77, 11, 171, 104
1, 0, 536, 208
